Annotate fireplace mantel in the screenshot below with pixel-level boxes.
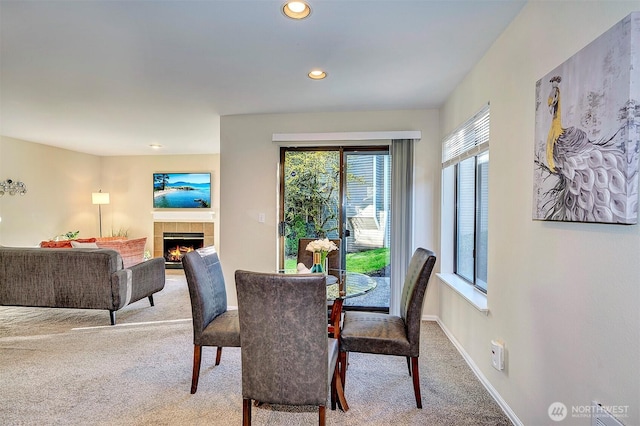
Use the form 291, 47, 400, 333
152, 211, 215, 221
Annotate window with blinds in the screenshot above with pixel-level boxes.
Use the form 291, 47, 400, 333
442, 104, 490, 293
442, 104, 490, 169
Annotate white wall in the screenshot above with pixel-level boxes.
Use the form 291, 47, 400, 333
439, 2, 640, 425
0, 136, 101, 246
219, 110, 441, 311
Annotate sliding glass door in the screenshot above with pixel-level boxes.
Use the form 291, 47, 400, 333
342, 150, 390, 311
279, 147, 391, 311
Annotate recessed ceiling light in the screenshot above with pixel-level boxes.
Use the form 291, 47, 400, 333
149, 144, 162, 149
308, 69, 327, 80
282, 1, 311, 20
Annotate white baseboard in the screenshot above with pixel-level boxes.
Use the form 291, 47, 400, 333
421, 314, 439, 322
422, 315, 523, 426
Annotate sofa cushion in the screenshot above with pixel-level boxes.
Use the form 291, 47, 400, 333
40, 238, 97, 248
70, 241, 99, 248
95, 237, 147, 268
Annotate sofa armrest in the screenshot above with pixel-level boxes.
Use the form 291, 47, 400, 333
111, 257, 166, 309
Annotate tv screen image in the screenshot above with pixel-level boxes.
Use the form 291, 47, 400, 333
153, 173, 211, 208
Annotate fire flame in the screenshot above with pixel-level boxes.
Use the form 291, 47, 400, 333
166, 245, 196, 262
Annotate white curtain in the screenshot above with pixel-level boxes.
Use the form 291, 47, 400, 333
389, 139, 414, 316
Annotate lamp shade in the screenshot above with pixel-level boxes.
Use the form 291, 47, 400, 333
92, 192, 110, 205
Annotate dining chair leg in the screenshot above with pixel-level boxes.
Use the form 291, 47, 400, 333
319, 405, 326, 426
191, 344, 202, 394
331, 369, 337, 410
406, 356, 412, 376
215, 347, 223, 366
243, 398, 252, 426
411, 356, 422, 409
335, 367, 349, 412
339, 352, 347, 387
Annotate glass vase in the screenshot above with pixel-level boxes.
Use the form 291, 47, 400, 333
322, 252, 329, 275
310, 252, 324, 273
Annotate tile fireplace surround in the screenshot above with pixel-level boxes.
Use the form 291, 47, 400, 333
153, 221, 214, 260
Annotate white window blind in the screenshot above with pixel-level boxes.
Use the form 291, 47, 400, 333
442, 104, 490, 168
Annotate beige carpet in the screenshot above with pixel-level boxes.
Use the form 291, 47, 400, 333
0, 270, 512, 425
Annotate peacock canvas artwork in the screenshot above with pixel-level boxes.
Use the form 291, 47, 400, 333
533, 12, 640, 224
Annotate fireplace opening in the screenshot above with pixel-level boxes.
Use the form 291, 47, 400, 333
163, 232, 204, 268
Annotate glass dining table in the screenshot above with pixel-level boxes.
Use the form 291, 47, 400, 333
279, 269, 376, 299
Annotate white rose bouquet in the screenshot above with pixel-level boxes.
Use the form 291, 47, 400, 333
306, 238, 338, 254
306, 238, 338, 273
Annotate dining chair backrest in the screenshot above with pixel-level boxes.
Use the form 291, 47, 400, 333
183, 246, 228, 342
399, 247, 437, 354
235, 270, 329, 406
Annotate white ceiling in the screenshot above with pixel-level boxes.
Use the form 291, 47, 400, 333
0, 0, 526, 156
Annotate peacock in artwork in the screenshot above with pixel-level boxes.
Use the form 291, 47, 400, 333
537, 75, 639, 223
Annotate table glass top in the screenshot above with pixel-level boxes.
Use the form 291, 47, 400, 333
279, 269, 377, 300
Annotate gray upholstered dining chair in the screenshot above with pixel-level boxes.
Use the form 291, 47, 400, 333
235, 270, 347, 425
339, 247, 436, 409
182, 246, 241, 394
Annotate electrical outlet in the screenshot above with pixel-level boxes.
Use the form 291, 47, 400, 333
258, 213, 266, 223
491, 340, 504, 370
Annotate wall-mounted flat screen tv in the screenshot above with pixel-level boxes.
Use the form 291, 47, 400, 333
153, 173, 211, 208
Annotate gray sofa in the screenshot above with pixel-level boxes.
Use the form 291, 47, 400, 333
0, 247, 166, 325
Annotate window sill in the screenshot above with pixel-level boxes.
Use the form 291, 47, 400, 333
436, 273, 488, 314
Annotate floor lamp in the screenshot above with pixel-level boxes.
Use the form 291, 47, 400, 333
92, 190, 110, 237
